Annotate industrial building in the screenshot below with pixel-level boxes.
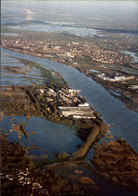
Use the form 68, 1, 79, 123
58, 103, 96, 119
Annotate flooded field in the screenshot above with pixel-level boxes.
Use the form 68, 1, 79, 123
1, 53, 65, 86
1, 115, 82, 159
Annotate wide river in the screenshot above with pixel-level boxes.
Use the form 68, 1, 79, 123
2, 48, 138, 152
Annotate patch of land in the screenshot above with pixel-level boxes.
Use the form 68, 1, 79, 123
2, 65, 32, 75
0, 136, 96, 196
91, 139, 138, 190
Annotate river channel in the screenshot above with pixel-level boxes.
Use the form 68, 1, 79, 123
2, 48, 138, 153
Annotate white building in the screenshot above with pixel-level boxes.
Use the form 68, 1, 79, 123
47, 88, 57, 96
59, 88, 81, 98
58, 105, 95, 119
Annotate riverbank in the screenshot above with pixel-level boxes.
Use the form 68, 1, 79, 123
86, 71, 138, 112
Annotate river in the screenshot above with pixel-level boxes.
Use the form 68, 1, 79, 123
2, 48, 138, 153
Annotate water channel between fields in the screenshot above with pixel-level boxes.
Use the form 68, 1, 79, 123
2, 48, 138, 152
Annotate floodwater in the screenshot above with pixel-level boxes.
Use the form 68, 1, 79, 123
121, 50, 138, 63
1, 115, 82, 157
1, 52, 65, 86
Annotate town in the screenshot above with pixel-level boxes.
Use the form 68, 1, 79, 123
2, 38, 130, 65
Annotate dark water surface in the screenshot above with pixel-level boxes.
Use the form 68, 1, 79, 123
1, 115, 82, 156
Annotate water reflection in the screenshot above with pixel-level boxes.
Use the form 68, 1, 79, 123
1, 116, 82, 156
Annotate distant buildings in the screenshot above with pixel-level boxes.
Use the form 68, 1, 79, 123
2, 38, 125, 66
47, 88, 57, 96
59, 88, 81, 98
97, 73, 135, 82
